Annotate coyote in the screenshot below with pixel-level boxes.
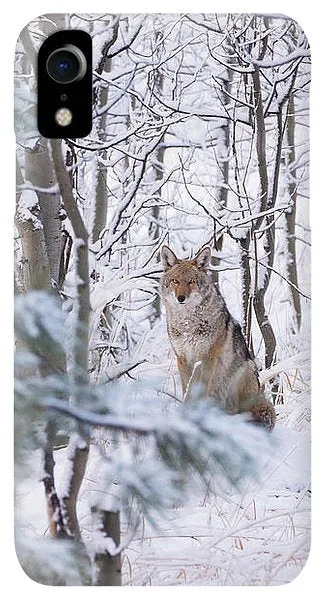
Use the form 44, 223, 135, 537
160, 245, 276, 431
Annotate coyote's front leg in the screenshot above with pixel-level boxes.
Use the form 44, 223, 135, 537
176, 356, 193, 397
177, 356, 203, 400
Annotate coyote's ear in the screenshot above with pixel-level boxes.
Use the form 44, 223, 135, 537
193, 247, 211, 271
161, 246, 179, 270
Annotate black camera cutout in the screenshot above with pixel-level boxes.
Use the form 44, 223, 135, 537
38, 30, 92, 138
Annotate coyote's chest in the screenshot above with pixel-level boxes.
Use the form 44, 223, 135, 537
167, 311, 218, 365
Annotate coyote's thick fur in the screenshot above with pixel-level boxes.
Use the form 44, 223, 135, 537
161, 245, 276, 431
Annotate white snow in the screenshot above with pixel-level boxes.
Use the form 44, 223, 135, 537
15, 351, 310, 586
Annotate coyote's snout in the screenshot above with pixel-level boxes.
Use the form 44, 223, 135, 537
160, 245, 276, 431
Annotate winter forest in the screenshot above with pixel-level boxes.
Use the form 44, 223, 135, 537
14, 14, 310, 585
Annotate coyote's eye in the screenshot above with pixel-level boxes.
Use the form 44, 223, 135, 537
171, 279, 179, 285
189, 279, 196, 285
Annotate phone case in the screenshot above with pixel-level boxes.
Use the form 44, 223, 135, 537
14, 13, 311, 586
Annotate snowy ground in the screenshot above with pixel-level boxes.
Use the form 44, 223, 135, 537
15, 340, 310, 586
120, 356, 310, 586
121, 423, 310, 586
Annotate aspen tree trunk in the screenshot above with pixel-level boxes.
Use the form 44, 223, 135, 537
150, 137, 165, 318
239, 237, 253, 351
24, 140, 62, 283
92, 17, 120, 244
88, 20, 123, 584
92, 66, 110, 243
149, 37, 165, 318
92, 509, 122, 586
211, 69, 231, 286
50, 138, 92, 583
251, 66, 276, 369
285, 95, 301, 330
18, 16, 64, 286
15, 203, 51, 292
